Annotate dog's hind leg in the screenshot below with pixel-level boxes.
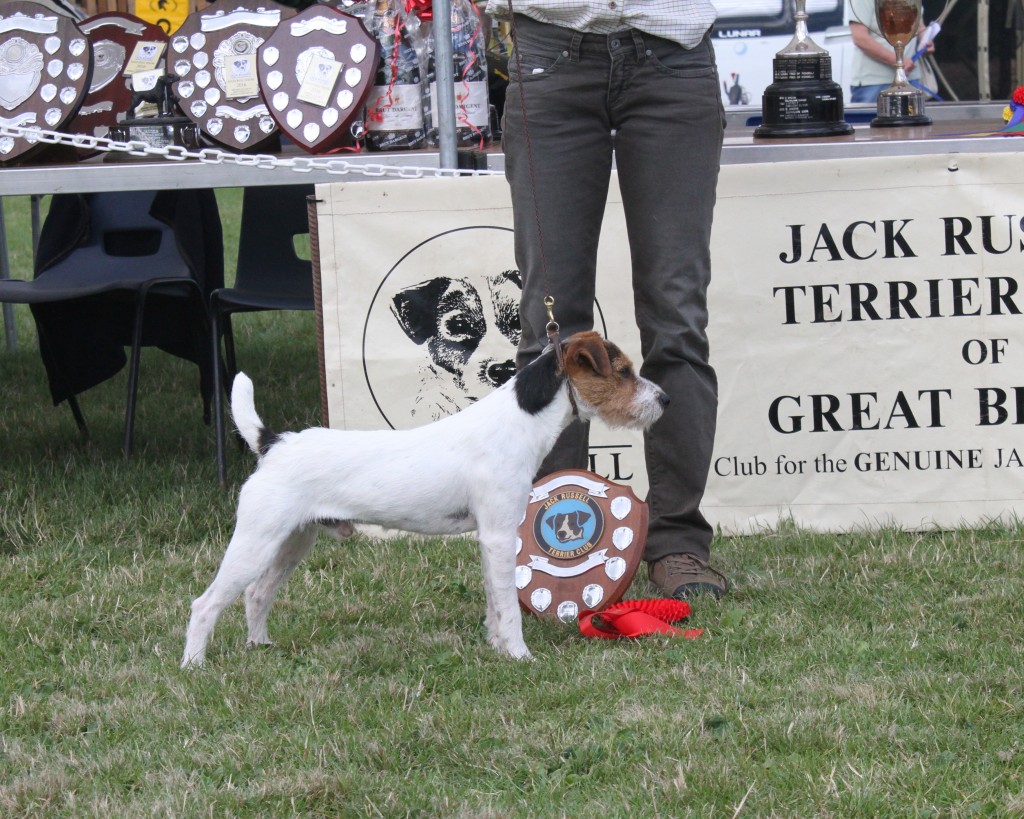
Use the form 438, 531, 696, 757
181, 519, 296, 668
244, 524, 318, 648
476, 522, 532, 660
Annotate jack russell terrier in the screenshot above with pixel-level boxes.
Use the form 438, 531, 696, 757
181, 331, 668, 667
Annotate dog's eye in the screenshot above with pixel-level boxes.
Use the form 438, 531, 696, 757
444, 314, 478, 341
618, 365, 632, 378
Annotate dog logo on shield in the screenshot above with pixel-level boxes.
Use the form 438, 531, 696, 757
536, 491, 604, 558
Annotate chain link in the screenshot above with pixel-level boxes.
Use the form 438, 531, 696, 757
0, 123, 500, 179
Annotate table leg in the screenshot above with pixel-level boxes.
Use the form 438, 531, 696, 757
0, 199, 17, 351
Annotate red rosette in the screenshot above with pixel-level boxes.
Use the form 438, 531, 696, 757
579, 598, 704, 640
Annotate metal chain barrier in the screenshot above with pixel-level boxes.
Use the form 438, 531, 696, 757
0, 123, 502, 179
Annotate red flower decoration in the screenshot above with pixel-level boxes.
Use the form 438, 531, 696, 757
1013, 86, 1024, 106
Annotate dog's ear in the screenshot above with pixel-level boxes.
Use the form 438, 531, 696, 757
391, 278, 453, 344
568, 332, 613, 377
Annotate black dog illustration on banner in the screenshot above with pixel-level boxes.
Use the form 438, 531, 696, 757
391, 269, 522, 420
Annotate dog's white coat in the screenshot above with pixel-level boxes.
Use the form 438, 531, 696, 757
182, 337, 666, 667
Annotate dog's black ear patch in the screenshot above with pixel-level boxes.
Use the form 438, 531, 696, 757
391, 277, 454, 344
257, 427, 280, 457
514, 349, 563, 415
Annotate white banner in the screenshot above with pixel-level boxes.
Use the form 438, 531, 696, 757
315, 150, 1024, 534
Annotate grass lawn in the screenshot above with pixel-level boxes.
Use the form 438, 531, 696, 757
1, 193, 1023, 817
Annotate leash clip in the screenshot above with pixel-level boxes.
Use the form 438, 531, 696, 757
544, 295, 556, 327
543, 296, 578, 417
544, 295, 566, 369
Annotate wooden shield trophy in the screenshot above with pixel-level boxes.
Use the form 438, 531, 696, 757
65, 12, 168, 158
516, 470, 647, 623
255, 4, 377, 154
0, 0, 91, 164
170, 0, 296, 152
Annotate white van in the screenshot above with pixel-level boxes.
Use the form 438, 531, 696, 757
711, 0, 855, 107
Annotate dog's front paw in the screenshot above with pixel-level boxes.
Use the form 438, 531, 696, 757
510, 644, 534, 662
180, 653, 205, 669
490, 635, 534, 661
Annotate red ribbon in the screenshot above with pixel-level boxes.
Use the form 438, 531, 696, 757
405, 0, 432, 21
454, 3, 487, 150
579, 599, 703, 640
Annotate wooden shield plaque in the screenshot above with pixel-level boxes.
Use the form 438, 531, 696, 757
66, 12, 168, 157
256, 5, 377, 154
516, 470, 648, 623
170, 0, 295, 152
0, 0, 91, 164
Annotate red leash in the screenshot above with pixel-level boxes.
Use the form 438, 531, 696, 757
579, 599, 704, 640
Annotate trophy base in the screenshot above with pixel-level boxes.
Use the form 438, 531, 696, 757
754, 119, 855, 139
755, 79, 854, 139
870, 88, 931, 128
105, 117, 201, 160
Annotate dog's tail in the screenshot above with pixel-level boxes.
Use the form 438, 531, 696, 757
231, 372, 278, 457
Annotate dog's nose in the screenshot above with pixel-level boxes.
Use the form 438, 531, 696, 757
658, 391, 671, 409
487, 360, 517, 386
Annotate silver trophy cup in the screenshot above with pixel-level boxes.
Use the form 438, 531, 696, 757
754, 0, 852, 138
871, 0, 931, 127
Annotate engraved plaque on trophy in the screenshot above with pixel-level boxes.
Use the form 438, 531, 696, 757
64, 12, 168, 159
754, 0, 853, 139
170, 0, 296, 153
0, 1, 92, 164
871, 0, 930, 127
256, 4, 378, 154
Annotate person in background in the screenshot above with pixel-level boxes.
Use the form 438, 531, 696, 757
486, 0, 729, 599
849, 0, 936, 103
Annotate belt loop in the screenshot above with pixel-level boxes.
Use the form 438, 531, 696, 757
570, 31, 583, 62
632, 29, 646, 61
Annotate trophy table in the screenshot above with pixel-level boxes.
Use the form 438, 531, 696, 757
754, 0, 852, 139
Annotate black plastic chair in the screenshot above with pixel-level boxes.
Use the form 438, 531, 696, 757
211, 184, 315, 485
0, 189, 222, 454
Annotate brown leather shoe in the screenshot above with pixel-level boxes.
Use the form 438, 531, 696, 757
649, 553, 728, 600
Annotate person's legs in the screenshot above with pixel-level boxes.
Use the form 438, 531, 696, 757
611, 30, 727, 595
504, 20, 728, 596
502, 17, 615, 473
